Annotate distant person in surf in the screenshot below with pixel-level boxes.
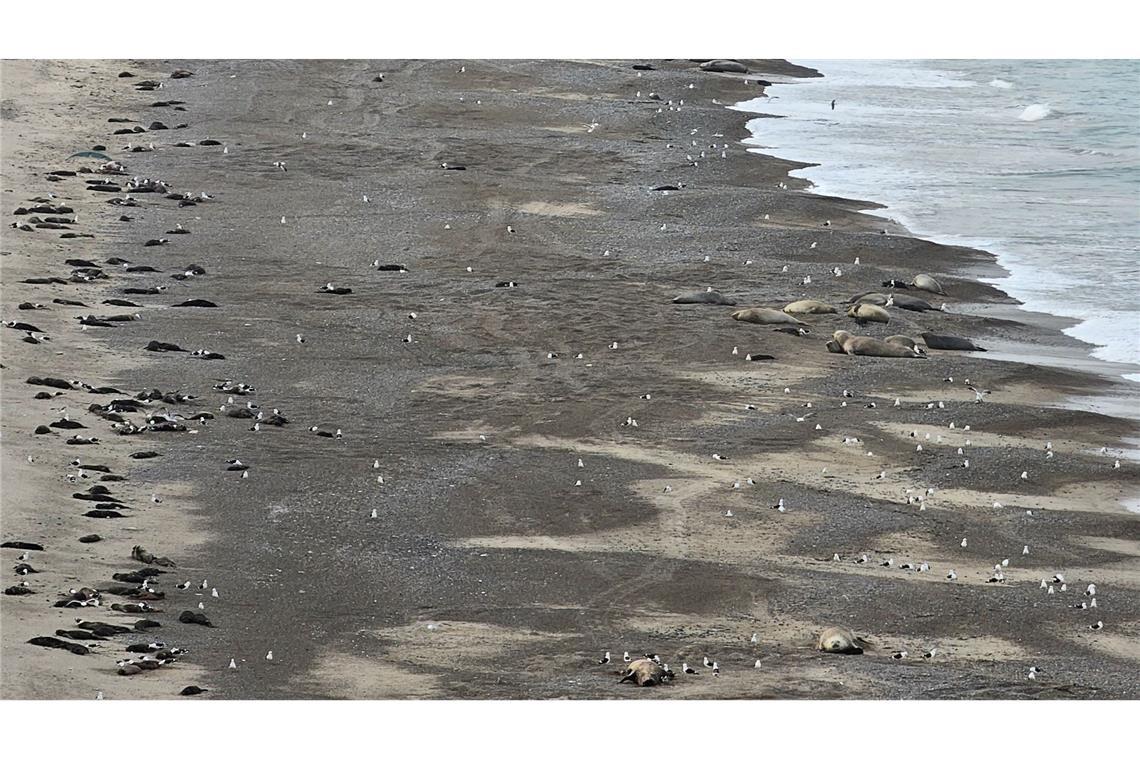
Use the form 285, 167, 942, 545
831, 99, 836, 110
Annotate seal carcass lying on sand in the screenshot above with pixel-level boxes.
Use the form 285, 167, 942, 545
732, 307, 806, 326
618, 658, 671, 686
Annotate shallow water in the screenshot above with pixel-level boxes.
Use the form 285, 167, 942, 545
733, 59, 1140, 381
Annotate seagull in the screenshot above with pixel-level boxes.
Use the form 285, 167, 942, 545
891, 651, 908, 660
623, 651, 631, 663
923, 648, 937, 659
1089, 621, 1103, 630
1028, 666, 1041, 680
599, 651, 611, 665
703, 656, 713, 668
1023, 545, 1030, 555
176, 581, 191, 590
370, 508, 378, 519
229, 658, 237, 669
272, 161, 287, 172
266, 651, 274, 661
1086, 584, 1097, 596
750, 633, 759, 644
754, 659, 762, 669
683, 663, 697, 675
946, 570, 957, 581
296, 334, 305, 344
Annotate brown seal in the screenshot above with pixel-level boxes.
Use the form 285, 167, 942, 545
912, 274, 945, 294
732, 307, 806, 326
784, 299, 837, 315
818, 626, 866, 654
846, 303, 890, 325
832, 330, 925, 359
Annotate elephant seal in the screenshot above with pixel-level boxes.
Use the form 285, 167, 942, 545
700, 60, 748, 74
921, 332, 986, 351
912, 274, 945, 294
832, 330, 925, 359
732, 308, 806, 326
673, 290, 736, 306
784, 299, 837, 315
848, 291, 888, 306
619, 658, 670, 686
887, 294, 937, 312
846, 303, 890, 325
818, 626, 866, 654
884, 335, 918, 350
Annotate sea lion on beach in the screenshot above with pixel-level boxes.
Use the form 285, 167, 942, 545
732, 308, 806, 326
846, 303, 890, 325
817, 626, 866, 654
832, 330, 925, 359
619, 658, 670, 686
673, 290, 736, 305
784, 299, 837, 315
912, 274, 945, 294
921, 332, 986, 351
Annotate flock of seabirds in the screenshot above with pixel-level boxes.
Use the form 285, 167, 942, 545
1, 60, 1127, 696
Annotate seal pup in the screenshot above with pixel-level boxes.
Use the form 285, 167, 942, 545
921, 333, 986, 352
783, 299, 836, 315
912, 274, 945, 294
817, 626, 866, 654
846, 303, 890, 325
731, 308, 806, 326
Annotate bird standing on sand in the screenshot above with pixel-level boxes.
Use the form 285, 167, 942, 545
599, 651, 610, 665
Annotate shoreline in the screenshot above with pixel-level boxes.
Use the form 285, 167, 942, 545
731, 65, 1140, 385
3, 59, 1139, 700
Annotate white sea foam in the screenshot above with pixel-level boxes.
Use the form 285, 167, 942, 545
989, 78, 1014, 89
733, 59, 1140, 383
1018, 103, 1052, 121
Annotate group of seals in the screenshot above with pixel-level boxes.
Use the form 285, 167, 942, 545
827, 330, 926, 358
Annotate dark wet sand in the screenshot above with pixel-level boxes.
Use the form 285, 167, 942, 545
2, 59, 1138, 700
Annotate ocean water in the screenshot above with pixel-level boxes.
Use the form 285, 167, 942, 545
732, 60, 1140, 382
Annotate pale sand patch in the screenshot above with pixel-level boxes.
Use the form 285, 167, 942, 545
1074, 536, 1140, 558
1058, 623, 1140, 663
518, 201, 602, 218
296, 620, 578, 697
873, 421, 1122, 460
297, 653, 442, 699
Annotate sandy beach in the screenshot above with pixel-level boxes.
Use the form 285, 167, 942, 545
2, 58, 1138, 700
